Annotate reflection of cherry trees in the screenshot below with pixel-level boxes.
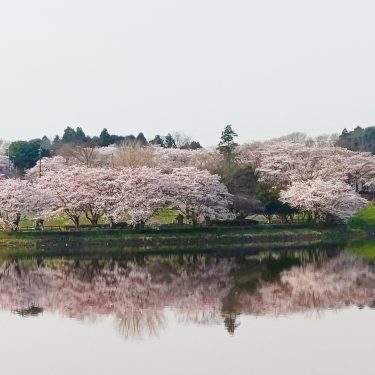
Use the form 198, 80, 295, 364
238, 254, 375, 316
0, 256, 234, 338
0, 253, 373, 338
169, 258, 234, 325
115, 310, 166, 340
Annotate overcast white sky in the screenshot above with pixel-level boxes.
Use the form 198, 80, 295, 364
1, 0, 375, 146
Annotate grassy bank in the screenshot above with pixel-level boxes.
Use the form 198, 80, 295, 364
0, 224, 354, 256
349, 204, 375, 229
345, 238, 375, 259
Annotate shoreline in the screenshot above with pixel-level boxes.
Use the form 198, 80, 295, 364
0, 224, 358, 256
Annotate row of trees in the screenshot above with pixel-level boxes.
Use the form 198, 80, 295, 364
3, 127, 202, 172
337, 126, 375, 154
55, 127, 147, 147
27, 131, 375, 223
238, 141, 374, 222
273, 132, 339, 148
0, 165, 232, 230
2, 124, 375, 228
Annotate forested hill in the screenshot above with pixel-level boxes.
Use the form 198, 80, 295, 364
337, 126, 375, 154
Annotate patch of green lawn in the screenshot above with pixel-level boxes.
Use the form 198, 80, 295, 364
20, 209, 182, 229
347, 239, 375, 259
148, 209, 182, 225
349, 204, 375, 228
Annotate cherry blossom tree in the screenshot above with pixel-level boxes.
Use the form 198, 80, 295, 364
238, 140, 375, 188
108, 167, 172, 225
33, 167, 90, 228
30, 165, 232, 227
26, 156, 68, 178
0, 179, 44, 230
109, 167, 233, 226
237, 140, 375, 221
153, 147, 223, 173
279, 178, 367, 222
168, 168, 234, 225
345, 152, 375, 191
30, 145, 116, 172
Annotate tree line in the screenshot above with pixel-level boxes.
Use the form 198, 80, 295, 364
1, 124, 375, 229
336, 126, 375, 154
6, 127, 202, 171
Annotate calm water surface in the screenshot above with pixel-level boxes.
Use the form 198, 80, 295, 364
0, 247, 373, 375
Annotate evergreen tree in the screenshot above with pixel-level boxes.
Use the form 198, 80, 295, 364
75, 127, 86, 144
9, 139, 50, 170
123, 134, 136, 145
52, 135, 61, 145
62, 127, 76, 143
164, 133, 177, 148
86, 136, 101, 147
217, 124, 238, 160
337, 126, 375, 154
150, 135, 165, 147
99, 128, 112, 147
40, 136, 51, 150
189, 141, 202, 150
110, 134, 125, 144
136, 132, 148, 146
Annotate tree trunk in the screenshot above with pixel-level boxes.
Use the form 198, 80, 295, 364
86, 216, 99, 225
72, 216, 80, 229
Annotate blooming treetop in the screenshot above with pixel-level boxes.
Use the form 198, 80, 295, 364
8, 139, 375, 225
153, 147, 223, 173
0, 179, 45, 229
279, 178, 367, 222
169, 168, 234, 224
28, 166, 233, 227
238, 141, 375, 187
237, 140, 375, 221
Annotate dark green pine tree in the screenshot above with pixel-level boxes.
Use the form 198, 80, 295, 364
164, 133, 177, 148
62, 126, 76, 143
99, 128, 112, 147
136, 132, 148, 146
52, 135, 61, 145
75, 127, 87, 144
217, 124, 238, 160
150, 134, 165, 147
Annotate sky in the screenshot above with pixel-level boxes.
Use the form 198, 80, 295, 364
1, 0, 375, 146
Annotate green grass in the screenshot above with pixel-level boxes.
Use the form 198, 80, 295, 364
0, 206, 361, 256
0, 224, 350, 257
346, 239, 375, 259
349, 204, 375, 228
20, 216, 104, 228
148, 209, 181, 225
19, 209, 182, 229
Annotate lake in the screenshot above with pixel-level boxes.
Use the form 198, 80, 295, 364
0, 246, 373, 375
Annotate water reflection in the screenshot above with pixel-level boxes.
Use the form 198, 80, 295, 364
0, 249, 373, 339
